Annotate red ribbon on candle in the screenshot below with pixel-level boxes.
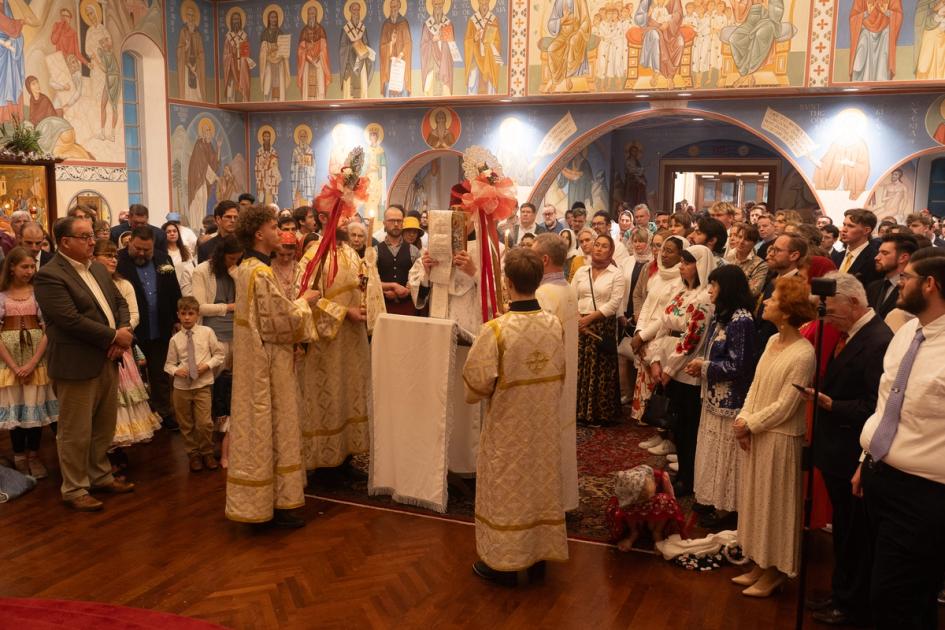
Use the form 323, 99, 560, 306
298, 172, 369, 295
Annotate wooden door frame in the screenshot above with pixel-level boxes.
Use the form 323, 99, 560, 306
660, 159, 780, 211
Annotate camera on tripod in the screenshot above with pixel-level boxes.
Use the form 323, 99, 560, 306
810, 277, 837, 298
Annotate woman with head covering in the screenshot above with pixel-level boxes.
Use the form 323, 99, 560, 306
617, 227, 655, 403
560, 228, 580, 280
566, 227, 596, 283
628, 235, 688, 424
570, 233, 627, 427
646, 245, 716, 496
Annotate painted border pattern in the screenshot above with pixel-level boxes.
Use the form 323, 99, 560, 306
509, 0, 528, 97
56, 166, 128, 183
807, 0, 834, 87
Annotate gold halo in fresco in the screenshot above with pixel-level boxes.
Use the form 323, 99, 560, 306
426, 0, 452, 16
383, 0, 408, 18
364, 123, 385, 144
180, 0, 200, 25
262, 4, 284, 27
257, 125, 277, 145
225, 6, 247, 27
294, 124, 313, 145
300, 0, 324, 23
344, 0, 368, 22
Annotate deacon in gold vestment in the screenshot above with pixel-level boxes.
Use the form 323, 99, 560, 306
298, 238, 384, 470
225, 207, 321, 527
464, 248, 569, 582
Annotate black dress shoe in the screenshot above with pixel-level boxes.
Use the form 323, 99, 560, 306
472, 560, 518, 587
805, 595, 833, 611
271, 509, 306, 529
812, 607, 869, 627
162, 416, 180, 432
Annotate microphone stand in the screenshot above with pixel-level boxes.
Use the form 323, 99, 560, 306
795, 294, 828, 630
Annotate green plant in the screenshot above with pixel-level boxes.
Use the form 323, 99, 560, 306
0, 116, 42, 155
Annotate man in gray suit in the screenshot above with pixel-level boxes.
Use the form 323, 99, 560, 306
35, 217, 135, 511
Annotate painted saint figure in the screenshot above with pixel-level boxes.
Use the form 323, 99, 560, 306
177, 2, 206, 101
813, 110, 871, 201
222, 9, 251, 102
380, 0, 412, 97
339, 0, 375, 99
255, 128, 281, 205
557, 150, 593, 210
0, 0, 26, 124
634, 0, 684, 88
297, 3, 330, 100
364, 124, 387, 218
848, 0, 902, 82
291, 126, 316, 209
187, 118, 221, 230
83, 0, 110, 125
260, 8, 290, 102
50, 8, 88, 111
870, 169, 910, 222
726, 0, 787, 87
97, 34, 120, 141
421, 0, 456, 96
915, 0, 945, 80
464, 0, 501, 95
543, 0, 591, 92
425, 109, 456, 149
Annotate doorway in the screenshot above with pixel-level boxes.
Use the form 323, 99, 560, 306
662, 159, 779, 213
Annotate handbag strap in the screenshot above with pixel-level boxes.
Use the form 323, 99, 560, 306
587, 267, 598, 311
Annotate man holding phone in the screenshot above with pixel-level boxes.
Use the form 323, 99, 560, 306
801, 272, 892, 626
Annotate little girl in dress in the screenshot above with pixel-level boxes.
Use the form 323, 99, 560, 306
0, 247, 58, 478
607, 464, 688, 551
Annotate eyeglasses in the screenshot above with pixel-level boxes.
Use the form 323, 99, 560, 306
899, 272, 927, 283
67, 233, 95, 241
767, 246, 786, 254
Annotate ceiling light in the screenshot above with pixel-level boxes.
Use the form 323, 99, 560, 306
842, 88, 859, 92
635, 94, 649, 98
678, 93, 692, 97
692, 117, 704, 121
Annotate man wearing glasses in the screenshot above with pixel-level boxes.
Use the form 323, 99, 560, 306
376, 204, 420, 316
35, 216, 134, 511
197, 200, 241, 262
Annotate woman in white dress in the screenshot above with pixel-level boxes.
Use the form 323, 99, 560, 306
732, 275, 816, 597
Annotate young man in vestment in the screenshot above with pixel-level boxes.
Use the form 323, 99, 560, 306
463, 247, 569, 584
533, 233, 579, 512
298, 226, 383, 474
225, 206, 321, 528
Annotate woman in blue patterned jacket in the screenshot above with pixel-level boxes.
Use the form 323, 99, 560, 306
684, 264, 756, 527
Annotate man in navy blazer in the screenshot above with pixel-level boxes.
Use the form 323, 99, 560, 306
117, 226, 181, 429
808, 272, 893, 626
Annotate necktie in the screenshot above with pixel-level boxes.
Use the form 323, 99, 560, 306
868, 327, 925, 462
186, 330, 199, 381
833, 332, 848, 359
840, 251, 854, 273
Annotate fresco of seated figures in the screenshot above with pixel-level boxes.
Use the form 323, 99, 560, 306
527, 0, 811, 93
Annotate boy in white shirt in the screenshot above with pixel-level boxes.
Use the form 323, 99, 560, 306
165, 296, 225, 472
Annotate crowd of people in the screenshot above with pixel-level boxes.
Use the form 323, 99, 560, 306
2, 192, 944, 628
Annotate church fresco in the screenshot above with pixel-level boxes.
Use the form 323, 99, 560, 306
216, 0, 510, 103
832, 0, 945, 85
169, 103, 248, 230
527, 0, 811, 95
165, 0, 216, 103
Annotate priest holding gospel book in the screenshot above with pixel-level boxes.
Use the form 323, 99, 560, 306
463, 247, 569, 585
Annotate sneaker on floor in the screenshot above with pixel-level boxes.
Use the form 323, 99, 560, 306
647, 439, 677, 456
666, 454, 678, 463
668, 462, 679, 472
638, 435, 663, 449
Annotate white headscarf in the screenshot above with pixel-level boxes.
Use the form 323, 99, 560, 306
560, 228, 580, 259
682, 244, 715, 293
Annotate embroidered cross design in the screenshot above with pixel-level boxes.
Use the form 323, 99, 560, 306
525, 350, 549, 374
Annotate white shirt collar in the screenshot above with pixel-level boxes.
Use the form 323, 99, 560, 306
847, 308, 875, 342
60, 251, 90, 271
844, 240, 869, 260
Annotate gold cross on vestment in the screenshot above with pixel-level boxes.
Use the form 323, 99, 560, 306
525, 350, 549, 374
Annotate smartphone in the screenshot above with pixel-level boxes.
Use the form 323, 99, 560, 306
792, 383, 807, 393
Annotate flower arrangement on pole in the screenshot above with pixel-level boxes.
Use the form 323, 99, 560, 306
298, 147, 370, 294
450, 146, 517, 322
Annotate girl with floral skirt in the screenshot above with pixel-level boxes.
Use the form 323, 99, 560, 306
0, 247, 58, 478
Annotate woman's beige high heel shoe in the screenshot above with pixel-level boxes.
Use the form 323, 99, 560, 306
731, 565, 764, 586
742, 568, 786, 597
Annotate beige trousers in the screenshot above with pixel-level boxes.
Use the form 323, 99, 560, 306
173, 385, 213, 456
54, 362, 118, 500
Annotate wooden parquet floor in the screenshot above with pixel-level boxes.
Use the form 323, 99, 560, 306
1, 430, 843, 629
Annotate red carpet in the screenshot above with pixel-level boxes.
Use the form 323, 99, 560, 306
0, 598, 225, 630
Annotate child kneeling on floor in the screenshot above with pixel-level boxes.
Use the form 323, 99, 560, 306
607, 464, 688, 551
164, 296, 224, 472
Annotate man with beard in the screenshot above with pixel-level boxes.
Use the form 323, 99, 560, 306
867, 233, 918, 319
297, 5, 330, 100
187, 118, 220, 228
117, 227, 183, 431
177, 3, 206, 100
254, 129, 281, 205
259, 9, 289, 101
421, 0, 455, 96
464, 0, 501, 95
380, 0, 411, 97
376, 204, 419, 315
222, 11, 251, 102
339, 1, 374, 99
855, 247, 945, 629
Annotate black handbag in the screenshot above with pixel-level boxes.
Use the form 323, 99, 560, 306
588, 268, 618, 355
642, 383, 676, 430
